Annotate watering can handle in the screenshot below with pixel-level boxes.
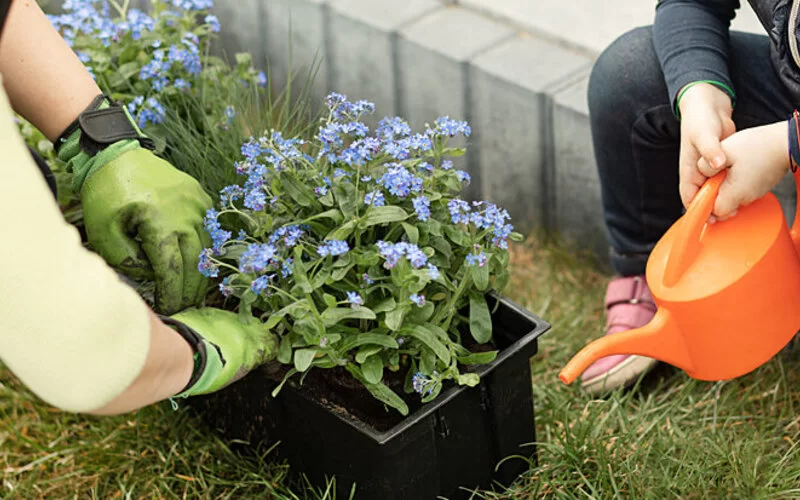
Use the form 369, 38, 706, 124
791, 166, 800, 256
663, 171, 727, 287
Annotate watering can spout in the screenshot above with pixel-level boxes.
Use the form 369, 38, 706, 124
558, 309, 691, 385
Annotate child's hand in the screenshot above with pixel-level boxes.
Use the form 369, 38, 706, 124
678, 83, 736, 209
697, 121, 789, 222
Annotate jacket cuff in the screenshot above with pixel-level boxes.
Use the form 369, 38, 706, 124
674, 79, 737, 120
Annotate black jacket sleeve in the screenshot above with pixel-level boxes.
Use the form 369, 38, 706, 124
653, 0, 741, 116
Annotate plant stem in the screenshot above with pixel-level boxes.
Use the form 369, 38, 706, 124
218, 207, 258, 229
436, 267, 471, 333
108, 0, 128, 20
215, 261, 241, 275
305, 292, 324, 331
266, 285, 297, 302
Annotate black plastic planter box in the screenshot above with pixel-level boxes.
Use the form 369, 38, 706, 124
191, 294, 550, 499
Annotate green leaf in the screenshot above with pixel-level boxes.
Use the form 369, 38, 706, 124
334, 182, 357, 219
270, 368, 298, 397
442, 147, 467, 157
403, 325, 451, 364
430, 238, 453, 260
402, 222, 419, 244
388, 350, 400, 368
116, 61, 140, 79
420, 348, 436, 374
495, 251, 510, 268
319, 191, 334, 207
444, 225, 471, 247
333, 254, 353, 268
220, 244, 247, 261
312, 266, 332, 288
366, 382, 408, 415
457, 350, 498, 365
361, 355, 384, 384
361, 206, 409, 228
373, 298, 396, 314
469, 294, 492, 344
404, 363, 417, 393
356, 345, 382, 363
282, 175, 316, 207
312, 357, 339, 369
321, 307, 377, 327
301, 208, 344, 225
293, 316, 323, 342
495, 269, 510, 293
510, 232, 524, 242
338, 333, 399, 351
457, 373, 481, 387
474, 263, 490, 291
426, 219, 442, 237
406, 302, 435, 324
355, 253, 381, 267
426, 323, 450, 341
442, 176, 462, 193
235, 52, 253, 67
430, 292, 447, 302
347, 364, 409, 415
292, 248, 314, 294
322, 333, 342, 345
325, 220, 356, 241
277, 335, 294, 364
294, 348, 317, 372
421, 382, 444, 403
385, 308, 405, 331
323, 293, 337, 309
118, 44, 140, 65
238, 290, 257, 324
331, 262, 355, 281
264, 301, 309, 329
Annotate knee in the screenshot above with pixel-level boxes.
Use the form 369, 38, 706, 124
588, 26, 661, 118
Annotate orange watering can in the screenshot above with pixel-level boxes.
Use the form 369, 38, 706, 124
559, 168, 800, 385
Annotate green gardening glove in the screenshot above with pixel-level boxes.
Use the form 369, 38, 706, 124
160, 308, 278, 398
55, 95, 213, 315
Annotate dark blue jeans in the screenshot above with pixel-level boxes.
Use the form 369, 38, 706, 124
589, 26, 796, 276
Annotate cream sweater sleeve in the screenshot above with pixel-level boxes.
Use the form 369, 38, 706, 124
0, 75, 151, 413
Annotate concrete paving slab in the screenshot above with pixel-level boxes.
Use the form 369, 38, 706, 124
212, 0, 266, 69
457, 0, 764, 54
470, 34, 591, 230
397, 6, 515, 201
326, 0, 441, 127
552, 73, 608, 260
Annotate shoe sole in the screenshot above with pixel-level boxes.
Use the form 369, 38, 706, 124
580, 355, 659, 396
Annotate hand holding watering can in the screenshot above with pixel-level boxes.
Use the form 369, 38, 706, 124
560, 120, 800, 384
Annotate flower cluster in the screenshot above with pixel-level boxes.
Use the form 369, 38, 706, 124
46, 0, 267, 130
198, 92, 520, 415
127, 96, 167, 129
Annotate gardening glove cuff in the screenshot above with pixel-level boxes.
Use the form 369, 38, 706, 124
54, 94, 155, 193
159, 309, 277, 400
158, 314, 226, 399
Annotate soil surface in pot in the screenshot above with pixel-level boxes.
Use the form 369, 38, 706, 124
264, 334, 498, 433
266, 364, 418, 432
208, 292, 499, 433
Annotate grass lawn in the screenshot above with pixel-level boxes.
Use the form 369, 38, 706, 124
3, 232, 800, 498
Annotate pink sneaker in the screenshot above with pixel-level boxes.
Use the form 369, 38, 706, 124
580, 275, 659, 395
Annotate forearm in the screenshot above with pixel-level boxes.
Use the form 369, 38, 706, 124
0, 0, 100, 141
0, 68, 160, 414
89, 310, 194, 415
653, 0, 740, 114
